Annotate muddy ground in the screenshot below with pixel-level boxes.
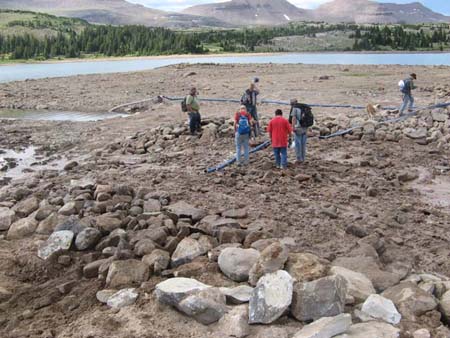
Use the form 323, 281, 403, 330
0, 63, 449, 337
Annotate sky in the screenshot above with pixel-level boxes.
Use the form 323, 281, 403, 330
125, 0, 450, 15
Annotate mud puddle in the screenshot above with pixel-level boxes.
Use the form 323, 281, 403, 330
411, 167, 450, 209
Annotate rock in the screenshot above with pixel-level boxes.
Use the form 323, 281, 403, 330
54, 216, 86, 235
13, 196, 39, 218
0, 286, 12, 303
286, 252, 330, 283
330, 266, 376, 303
254, 327, 290, 338
142, 249, 170, 274
208, 243, 241, 262
134, 239, 157, 257
7, 217, 38, 240
36, 213, 61, 235
334, 322, 400, 338
431, 109, 448, 122
95, 214, 122, 233
166, 201, 206, 223
171, 237, 207, 268
221, 208, 248, 219
106, 288, 139, 309
64, 161, 78, 171
143, 199, 161, 213
360, 294, 401, 325
75, 227, 102, 250
218, 247, 260, 282
413, 329, 431, 338
83, 258, 110, 278
346, 224, 369, 238
35, 204, 54, 222
218, 228, 246, 244
215, 305, 250, 338
397, 171, 419, 183
220, 285, 253, 304
106, 260, 149, 288
291, 275, 347, 322
96, 289, 116, 304
155, 277, 210, 307
382, 282, 438, 319
438, 289, 450, 321
38, 230, 74, 260
58, 201, 82, 216
293, 314, 352, 338
183, 71, 196, 77
249, 270, 294, 324
0, 208, 15, 231
177, 288, 227, 325
248, 242, 289, 286
198, 217, 241, 236
404, 127, 427, 140
56, 281, 76, 295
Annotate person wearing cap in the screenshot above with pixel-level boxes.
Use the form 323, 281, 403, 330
186, 87, 201, 135
399, 73, 417, 116
241, 80, 260, 137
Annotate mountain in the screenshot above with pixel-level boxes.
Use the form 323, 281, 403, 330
0, 0, 231, 28
312, 0, 450, 24
183, 0, 312, 26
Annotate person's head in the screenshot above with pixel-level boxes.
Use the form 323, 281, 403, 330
190, 87, 197, 96
410, 73, 417, 80
275, 109, 283, 116
239, 105, 247, 113
290, 99, 298, 106
249, 83, 256, 91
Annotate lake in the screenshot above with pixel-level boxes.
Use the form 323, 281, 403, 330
1, 53, 450, 83
0, 109, 128, 122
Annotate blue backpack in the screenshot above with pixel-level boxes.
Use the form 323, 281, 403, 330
237, 114, 251, 135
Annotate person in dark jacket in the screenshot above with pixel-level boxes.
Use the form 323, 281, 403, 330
399, 73, 417, 116
241, 80, 260, 137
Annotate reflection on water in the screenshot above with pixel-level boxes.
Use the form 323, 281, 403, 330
0, 109, 128, 122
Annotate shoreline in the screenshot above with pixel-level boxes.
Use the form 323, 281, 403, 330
1, 50, 450, 66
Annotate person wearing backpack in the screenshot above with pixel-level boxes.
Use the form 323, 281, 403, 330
184, 87, 201, 135
241, 80, 260, 137
399, 73, 417, 116
290, 99, 314, 164
234, 105, 253, 166
267, 109, 292, 170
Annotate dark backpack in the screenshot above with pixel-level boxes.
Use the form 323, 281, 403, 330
290, 103, 314, 128
181, 96, 188, 112
240, 92, 250, 105
237, 114, 251, 135
401, 79, 411, 94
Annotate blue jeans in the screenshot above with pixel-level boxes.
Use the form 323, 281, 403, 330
399, 94, 414, 115
235, 133, 250, 164
189, 112, 201, 134
273, 147, 288, 168
245, 104, 260, 137
295, 132, 307, 162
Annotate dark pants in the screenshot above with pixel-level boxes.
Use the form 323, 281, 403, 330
273, 147, 288, 168
245, 104, 260, 137
189, 112, 201, 134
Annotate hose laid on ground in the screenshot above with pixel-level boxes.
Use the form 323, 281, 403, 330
205, 140, 271, 173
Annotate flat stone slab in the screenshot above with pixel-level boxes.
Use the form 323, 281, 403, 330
106, 288, 139, 309
155, 277, 210, 307
293, 314, 352, 338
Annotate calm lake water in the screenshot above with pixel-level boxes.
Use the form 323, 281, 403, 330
0, 109, 127, 122
1, 53, 450, 83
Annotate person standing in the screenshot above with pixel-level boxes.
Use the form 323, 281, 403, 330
267, 109, 292, 169
241, 79, 260, 137
186, 87, 201, 135
399, 73, 417, 116
290, 99, 312, 164
234, 105, 253, 166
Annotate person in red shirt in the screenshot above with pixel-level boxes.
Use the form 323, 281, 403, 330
234, 105, 253, 165
267, 109, 292, 169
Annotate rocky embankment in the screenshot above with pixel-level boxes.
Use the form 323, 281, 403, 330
0, 95, 450, 338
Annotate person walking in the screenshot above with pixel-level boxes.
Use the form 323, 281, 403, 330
267, 109, 292, 169
399, 73, 417, 116
234, 105, 253, 166
290, 99, 312, 164
241, 79, 260, 137
186, 87, 201, 135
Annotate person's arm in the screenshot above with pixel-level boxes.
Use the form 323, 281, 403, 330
292, 109, 298, 128
186, 96, 193, 113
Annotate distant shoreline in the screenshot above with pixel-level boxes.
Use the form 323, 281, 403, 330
1, 50, 450, 66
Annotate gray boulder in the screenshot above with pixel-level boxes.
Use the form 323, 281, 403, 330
166, 201, 206, 222
38, 230, 74, 260
220, 285, 254, 304
215, 305, 250, 338
291, 275, 347, 322
249, 270, 294, 324
171, 237, 207, 268
155, 277, 210, 307
75, 227, 102, 250
330, 266, 376, 303
293, 314, 352, 338
334, 322, 400, 338
106, 259, 149, 288
439, 289, 450, 322
248, 241, 289, 286
286, 252, 330, 283
7, 217, 38, 240
142, 249, 170, 274
177, 288, 227, 325
361, 294, 401, 325
106, 288, 139, 309
0, 208, 15, 231
218, 247, 260, 282
13, 196, 39, 218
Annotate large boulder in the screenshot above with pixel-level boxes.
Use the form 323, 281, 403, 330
214, 305, 250, 338
286, 252, 330, 282
75, 227, 102, 251
142, 249, 170, 274
218, 247, 260, 282
166, 201, 206, 223
171, 237, 207, 268
177, 288, 227, 325
382, 282, 438, 320
95, 214, 122, 233
0, 208, 15, 231
58, 201, 82, 216
54, 216, 86, 235
291, 275, 347, 322
37, 230, 74, 260
106, 288, 139, 309
439, 289, 450, 322
330, 266, 376, 303
106, 260, 149, 288
7, 217, 38, 240
360, 294, 401, 325
155, 277, 210, 307
293, 314, 352, 338
13, 196, 39, 218
249, 270, 294, 324
334, 322, 400, 338
248, 242, 289, 286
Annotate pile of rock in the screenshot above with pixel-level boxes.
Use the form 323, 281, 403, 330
3, 178, 450, 337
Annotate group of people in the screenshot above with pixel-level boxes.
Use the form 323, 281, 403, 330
184, 72, 417, 170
